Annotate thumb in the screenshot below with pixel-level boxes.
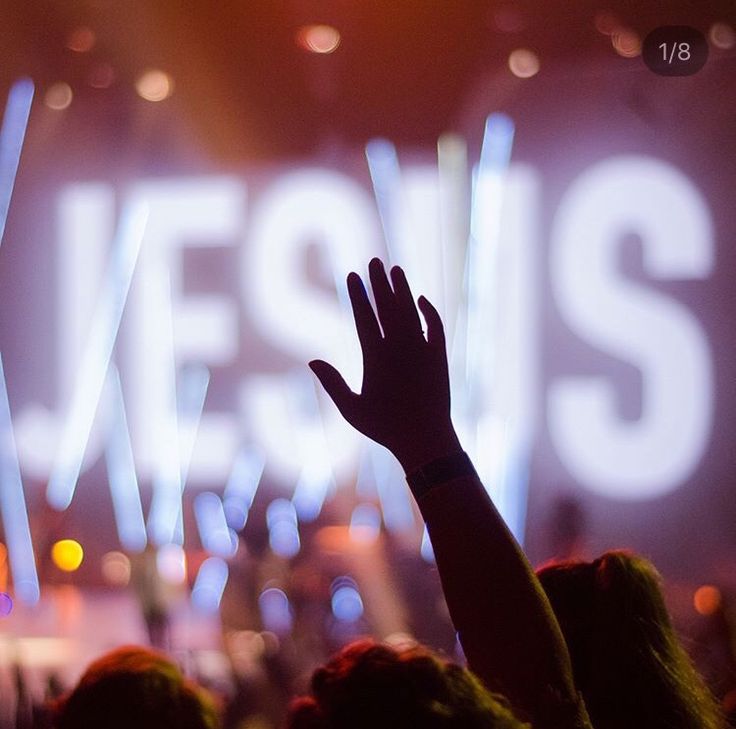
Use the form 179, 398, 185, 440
308, 360, 359, 421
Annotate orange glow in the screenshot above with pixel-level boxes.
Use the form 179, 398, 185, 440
508, 49, 540, 78
709, 22, 736, 50
611, 28, 641, 58
51, 540, 84, 572
67, 27, 96, 53
296, 25, 341, 54
45, 83, 73, 110
135, 70, 174, 102
693, 585, 722, 615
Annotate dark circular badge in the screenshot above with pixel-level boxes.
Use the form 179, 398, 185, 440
643, 26, 708, 76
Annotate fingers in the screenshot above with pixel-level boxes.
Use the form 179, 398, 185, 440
368, 258, 424, 340
347, 272, 381, 357
417, 295, 446, 351
368, 258, 398, 336
390, 265, 424, 337
308, 360, 360, 422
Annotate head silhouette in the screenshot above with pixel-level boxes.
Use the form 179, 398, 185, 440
537, 550, 724, 729
286, 638, 527, 729
53, 645, 218, 729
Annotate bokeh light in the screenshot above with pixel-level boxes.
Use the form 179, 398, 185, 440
709, 22, 736, 50
259, 587, 293, 634
66, 27, 96, 53
101, 551, 131, 586
693, 584, 722, 615
611, 28, 641, 58
0, 592, 12, 617
156, 544, 187, 585
508, 49, 540, 78
594, 11, 619, 36
296, 25, 341, 54
331, 577, 364, 622
51, 540, 84, 572
44, 83, 73, 110
135, 70, 174, 102
88, 63, 116, 89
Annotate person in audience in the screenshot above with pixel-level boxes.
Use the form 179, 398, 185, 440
52, 645, 218, 729
286, 638, 527, 729
537, 551, 726, 729
309, 258, 590, 728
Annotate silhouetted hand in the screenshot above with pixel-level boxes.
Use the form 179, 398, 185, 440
309, 258, 461, 473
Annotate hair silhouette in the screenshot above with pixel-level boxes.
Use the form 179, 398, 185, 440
537, 550, 724, 729
53, 645, 218, 729
287, 639, 528, 729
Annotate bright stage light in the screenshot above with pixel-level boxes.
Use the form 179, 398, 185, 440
156, 543, 187, 585
194, 492, 237, 557
349, 503, 381, 545
259, 587, 293, 634
51, 539, 84, 572
135, 70, 174, 102
508, 49, 540, 78
46, 201, 149, 511
223, 445, 265, 530
331, 577, 363, 622
267, 499, 300, 558
0, 78, 34, 244
192, 557, 228, 613
104, 365, 147, 552
296, 25, 341, 54
0, 355, 39, 603
611, 29, 641, 58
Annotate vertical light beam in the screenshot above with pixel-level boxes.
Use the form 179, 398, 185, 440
104, 365, 147, 552
365, 138, 402, 263
46, 202, 149, 510
223, 445, 265, 530
0, 78, 34, 245
0, 355, 39, 604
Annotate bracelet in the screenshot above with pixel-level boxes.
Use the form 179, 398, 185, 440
406, 451, 476, 499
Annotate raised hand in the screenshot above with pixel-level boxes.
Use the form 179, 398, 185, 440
309, 258, 461, 473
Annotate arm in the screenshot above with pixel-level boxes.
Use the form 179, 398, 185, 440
310, 258, 588, 728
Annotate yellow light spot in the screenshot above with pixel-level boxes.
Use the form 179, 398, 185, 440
694, 585, 722, 616
296, 25, 341, 54
52, 540, 84, 572
45, 83, 73, 110
135, 70, 174, 102
508, 48, 540, 78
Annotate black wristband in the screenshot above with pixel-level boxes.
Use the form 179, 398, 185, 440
406, 451, 475, 499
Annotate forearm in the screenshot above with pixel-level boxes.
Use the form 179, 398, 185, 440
407, 458, 587, 728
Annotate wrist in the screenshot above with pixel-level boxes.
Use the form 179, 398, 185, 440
405, 450, 476, 500
394, 427, 463, 475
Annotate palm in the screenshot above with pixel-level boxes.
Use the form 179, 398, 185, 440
310, 259, 459, 472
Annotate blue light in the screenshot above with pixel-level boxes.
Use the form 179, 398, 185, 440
223, 445, 265, 530
259, 587, 293, 634
267, 499, 300, 558
104, 365, 147, 552
0, 78, 34, 245
194, 492, 237, 557
331, 577, 363, 622
47, 202, 148, 510
191, 557, 229, 613
0, 354, 39, 604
